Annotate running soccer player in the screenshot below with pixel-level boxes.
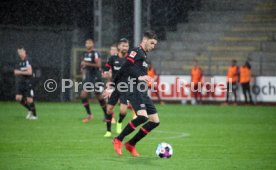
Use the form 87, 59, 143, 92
14, 47, 37, 120
80, 38, 108, 123
103, 38, 130, 137
104, 31, 160, 157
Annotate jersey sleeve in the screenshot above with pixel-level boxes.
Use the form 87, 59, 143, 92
94, 51, 101, 63
126, 50, 144, 63
26, 59, 32, 68
104, 56, 113, 71
112, 52, 143, 84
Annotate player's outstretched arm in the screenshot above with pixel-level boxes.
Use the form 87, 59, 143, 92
14, 66, 32, 76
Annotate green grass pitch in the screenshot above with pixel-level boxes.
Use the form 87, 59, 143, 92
0, 102, 275, 170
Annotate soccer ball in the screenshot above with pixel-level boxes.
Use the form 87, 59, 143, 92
156, 142, 173, 158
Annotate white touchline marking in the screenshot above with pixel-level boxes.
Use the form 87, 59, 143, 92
150, 130, 190, 140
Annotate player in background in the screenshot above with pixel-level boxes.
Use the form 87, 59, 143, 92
225, 60, 239, 104
109, 43, 118, 56
102, 44, 119, 81
147, 61, 164, 104
14, 47, 37, 120
190, 59, 203, 104
240, 61, 253, 104
102, 38, 130, 137
104, 31, 160, 157
102, 44, 120, 124
80, 39, 108, 123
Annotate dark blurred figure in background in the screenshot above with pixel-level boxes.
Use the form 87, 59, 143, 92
102, 38, 130, 137
190, 59, 203, 104
80, 39, 108, 123
240, 61, 253, 104
14, 47, 37, 120
225, 60, 239, 104
109, 43, 118, 56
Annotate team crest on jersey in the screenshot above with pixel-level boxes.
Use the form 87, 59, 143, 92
129, 51, 137, 58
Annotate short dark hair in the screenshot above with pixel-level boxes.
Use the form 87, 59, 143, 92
110, 43, 118, 48
143, 31, 157, 40
17, 46, 25, 50
232, 59, 237, 64
118, 38, 129, 45
86, 38, 94, 42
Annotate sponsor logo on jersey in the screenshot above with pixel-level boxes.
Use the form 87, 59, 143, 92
129, 51, 137, 58
114, 66, 121, 70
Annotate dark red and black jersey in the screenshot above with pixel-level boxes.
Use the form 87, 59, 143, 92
82, 50, 101, 76
113, 46, 149, 84
104, 55, 126, 79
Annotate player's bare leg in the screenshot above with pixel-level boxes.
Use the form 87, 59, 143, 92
16, 95, 32, 119
81, 90, 93, 123
95, 93, 112, 123
26, 97, 37, 120
116, 103, 127, 134
104, 104, 114, 137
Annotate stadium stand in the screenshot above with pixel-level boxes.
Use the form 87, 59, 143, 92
149, 0, 276, 76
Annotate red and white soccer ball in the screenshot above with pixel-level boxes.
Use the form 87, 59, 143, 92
156, 142, 173, 158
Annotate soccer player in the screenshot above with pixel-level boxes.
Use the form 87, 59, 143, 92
225, 60, 239, 104
80, 38, 108, 123
109, 43, 118, 56
147, 61, 164, 104
190, 59, 203, 104
14, 47, 37, 120
104, 31, 160, 157
240, 61, 253, 104
103, 38, 130, 137
102, 44, 119, 80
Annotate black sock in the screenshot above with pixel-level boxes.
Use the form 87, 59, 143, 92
29, 102, 37, 117
118, 113, 126, 123
128, 121, 160, 146
98, 99, 107, 119
106, 114, 112, 132
20, 98, 31, 111
117, 115, 148, 141
82, 98, 92, 115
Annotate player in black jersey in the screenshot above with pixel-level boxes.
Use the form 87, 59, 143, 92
109, 43, 118, 56
103, 38, 130, 137
14, 47, 37, 120
80, 39, 108, 123
104, 31, 160, 156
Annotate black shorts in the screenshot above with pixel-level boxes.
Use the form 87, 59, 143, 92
126, 88, 157, 115
16, 81, 34, 97
227, 82, 238, 92
82, 75, 104, 95
108, 89, 128, 106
